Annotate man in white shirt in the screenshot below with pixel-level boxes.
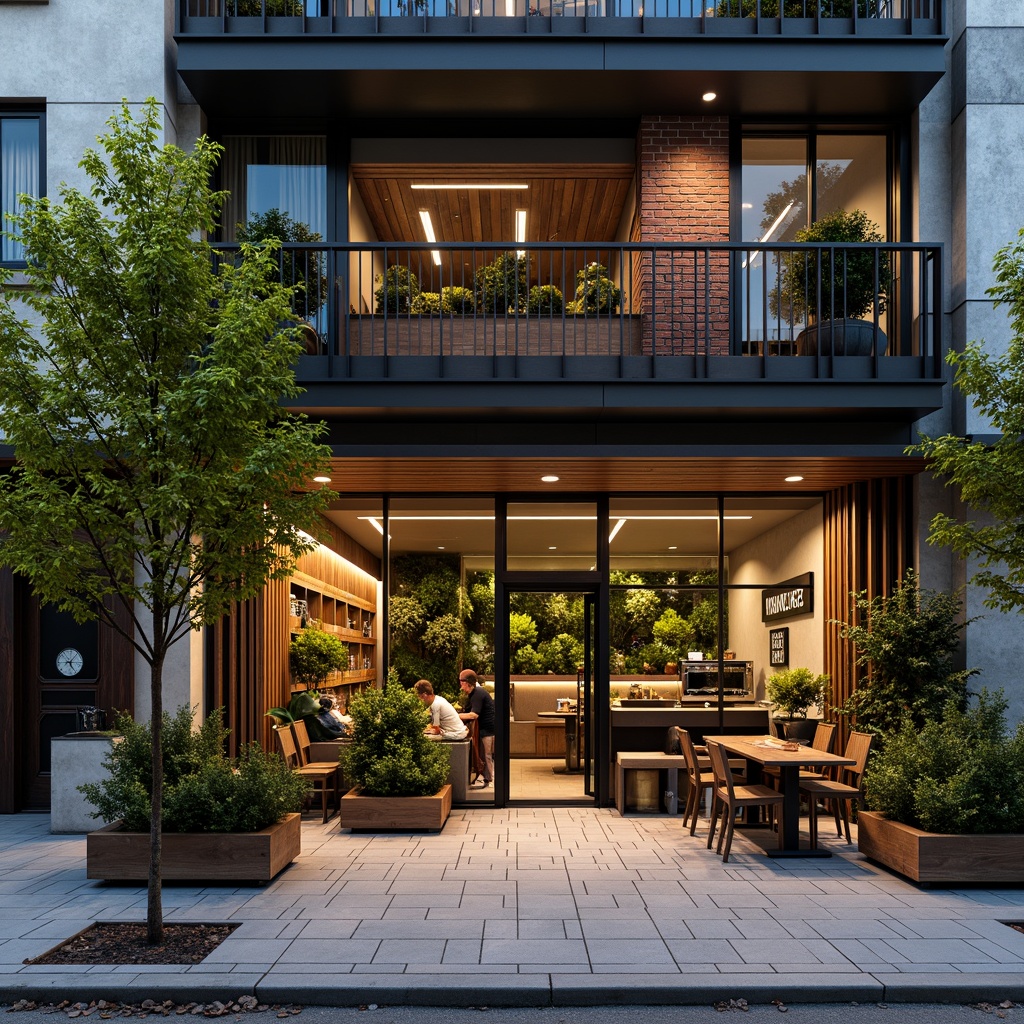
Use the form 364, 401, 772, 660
414, 679, 468, 740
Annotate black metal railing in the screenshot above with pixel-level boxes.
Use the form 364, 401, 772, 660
179, 0, 942, 33
211, 240, 942, 381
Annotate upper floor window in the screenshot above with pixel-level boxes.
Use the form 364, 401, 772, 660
1, 114, 42, 264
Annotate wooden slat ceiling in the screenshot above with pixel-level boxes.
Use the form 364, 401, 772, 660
351, 163, 634, 247
319, 456, 926, 495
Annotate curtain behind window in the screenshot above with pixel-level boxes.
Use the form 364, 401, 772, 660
1, 117, 41, 263
220, 135, 326, 241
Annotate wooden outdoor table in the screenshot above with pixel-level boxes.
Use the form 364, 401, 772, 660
708, 734, 855, 858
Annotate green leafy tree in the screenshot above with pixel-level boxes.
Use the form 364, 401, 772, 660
652, 607, 694, 661
835, 569, 975, 738
509, 611, 538, 652
539, 633, 585, 674
475, 251, 531, 314
0, 101, 331, 944
236, 207, 327, 321
344, 681, 450, 797
566, 263, 621, 315
911, 228, 1024, 614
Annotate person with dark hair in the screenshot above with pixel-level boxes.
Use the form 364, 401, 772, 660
458, 669, 495, 787
414, 679, 467, 740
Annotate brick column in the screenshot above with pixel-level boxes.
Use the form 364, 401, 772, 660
637, 115, 731, 356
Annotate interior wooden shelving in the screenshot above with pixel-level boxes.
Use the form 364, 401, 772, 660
289, 565, 378, 708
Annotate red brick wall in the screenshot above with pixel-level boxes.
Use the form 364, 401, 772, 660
637, 115, 731, 356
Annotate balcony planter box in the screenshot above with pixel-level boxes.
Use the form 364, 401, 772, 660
86, 813, 301, 883
857, 811, 1024, 885
339, 784, 452, 832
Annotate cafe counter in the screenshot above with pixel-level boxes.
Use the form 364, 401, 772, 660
610, 703, 770, 754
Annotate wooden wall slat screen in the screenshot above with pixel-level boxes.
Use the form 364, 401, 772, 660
823, 476, 914, 751
209, 521, 381, 756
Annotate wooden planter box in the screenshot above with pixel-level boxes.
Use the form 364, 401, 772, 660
858, 811, 1024, 885
86, 813, 301, 883
340, 784, 452, 832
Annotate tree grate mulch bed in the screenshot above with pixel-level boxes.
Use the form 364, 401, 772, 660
24, 923, 239, 966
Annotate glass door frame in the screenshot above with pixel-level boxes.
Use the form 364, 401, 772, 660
493, 494, 611, 808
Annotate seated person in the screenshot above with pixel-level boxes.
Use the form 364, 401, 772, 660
414, 679, 468, 740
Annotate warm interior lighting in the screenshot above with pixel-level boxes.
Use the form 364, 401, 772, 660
312, 475, 332, 484
702, 91, 717, 102
418, 210, 442, 267
515, 208, 527, 253
411, 183, 529, 190
785, 475, 805, 483
608, 518, 627, 543
541, 475, 560, 482
744, 201, 795, 269
358, 514, 752, 523
366, 517, 385, 536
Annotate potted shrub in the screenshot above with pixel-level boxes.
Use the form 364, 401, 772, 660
441, 285, 475, 314
475, 251, 531, 314
858, 691, 1024, 884
715, 0, 867, 16
566, 262, 621, 315
765, 667, 830, 742
340, 679, 453, 831
772, 209, 891, 355
528, 284, 563, 315
290, 623, 347, 689
81, 706, 309, 882
374, 265, 421, 315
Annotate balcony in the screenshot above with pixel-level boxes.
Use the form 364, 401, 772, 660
175, 0, 946, 119
230, 240, 945, 422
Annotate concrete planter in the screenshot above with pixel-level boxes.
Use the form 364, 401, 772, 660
858, 811, 1024, 885
797, 318, 888, 356
50, 733, 122, 834
86, 812, 301, 883
339, 784, 452, 832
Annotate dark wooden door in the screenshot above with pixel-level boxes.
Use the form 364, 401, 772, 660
19, 595, 133, 811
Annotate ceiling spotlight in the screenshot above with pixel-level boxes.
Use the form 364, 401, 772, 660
668, 545, 678, 550
312, 475, 332, 484
541, 475, 559, 483
702, 91, 717, 102
785, 475, 805, 483
548, 546, 557, 550
437, 546, 445, 550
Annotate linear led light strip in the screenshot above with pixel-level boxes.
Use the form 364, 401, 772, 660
420, 208, 527, 263
411, 183, 529, 190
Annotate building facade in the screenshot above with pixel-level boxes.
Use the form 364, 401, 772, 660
1, 0, 1020, 811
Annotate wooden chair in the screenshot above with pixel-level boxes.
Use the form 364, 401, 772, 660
799, 730, 873, 847
275, 724, 339, 824
764, 721, 837, 788
706, 740, 785, 862
678, 728, 715, 836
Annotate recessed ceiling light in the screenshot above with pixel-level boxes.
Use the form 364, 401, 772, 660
548, 546, 557, 550
410, 183, 529, 190
418, 210, 441, 267
541, 475, 559, 482
668, 545, 678, 550
437, 546, 445, 550
312, 475, 332, 483
608, 518, 627, 543
702, 91, 717, 102
785, 475, 805, 483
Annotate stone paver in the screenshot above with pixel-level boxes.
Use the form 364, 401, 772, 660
2, 808, 1024, 1005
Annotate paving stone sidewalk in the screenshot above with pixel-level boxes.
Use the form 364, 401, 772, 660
2, 808, 1024, 1007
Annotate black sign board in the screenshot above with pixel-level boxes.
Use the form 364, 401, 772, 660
761, 572, 814, 623
769, 627, 789, 667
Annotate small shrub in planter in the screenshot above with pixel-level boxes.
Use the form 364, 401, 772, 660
772, 209, 890, 325
528, 284, 563, 315
344, 681, 450, 797
441, 285, 475, 314
79, 706, 309, 833
715, 0, 869, 16
475, 251, 531, 314
765, 666, 830, 719
864, 691, 1024, 834
290, 623, 347, 688
374, 265, 421, 315
411, 291, 441, 315
566, 263, 621, 315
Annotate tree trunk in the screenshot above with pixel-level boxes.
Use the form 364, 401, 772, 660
147, 647, 164, 946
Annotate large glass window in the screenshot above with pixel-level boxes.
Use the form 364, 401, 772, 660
740, 132, 890, 348
1, 114, 42, 264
